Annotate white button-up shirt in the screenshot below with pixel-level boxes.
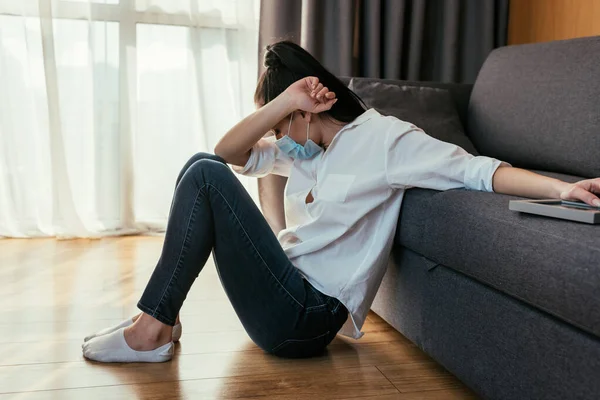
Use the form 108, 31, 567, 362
233, 109, 506, 339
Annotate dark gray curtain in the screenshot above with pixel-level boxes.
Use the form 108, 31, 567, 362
259, 0, 509, 83
257, 0, 509, 232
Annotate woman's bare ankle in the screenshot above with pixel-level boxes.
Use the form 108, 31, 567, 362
125, 313, 173, 350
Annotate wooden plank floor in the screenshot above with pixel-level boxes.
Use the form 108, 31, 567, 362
0, 237, 479, 400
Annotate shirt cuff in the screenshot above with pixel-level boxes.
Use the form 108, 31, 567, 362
464, 156, 511, 192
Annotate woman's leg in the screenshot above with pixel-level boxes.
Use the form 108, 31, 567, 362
118, 154, 227, 326
81, 154, 221, 344
83, 153, 347, 362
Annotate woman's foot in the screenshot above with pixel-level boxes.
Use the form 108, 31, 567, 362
82, 313, 174, 363
84, 313, 182, 342
83, 317, 135, 342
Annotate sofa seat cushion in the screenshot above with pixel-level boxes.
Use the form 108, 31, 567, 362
397, 171, 600, 338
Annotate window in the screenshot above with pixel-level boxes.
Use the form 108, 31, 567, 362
0, 0, 259, 236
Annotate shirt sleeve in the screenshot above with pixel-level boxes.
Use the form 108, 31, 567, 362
231, 136, 293, 178
384, 121, 510, 192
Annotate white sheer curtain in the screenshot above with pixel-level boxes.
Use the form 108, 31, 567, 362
0, 0, 260, 238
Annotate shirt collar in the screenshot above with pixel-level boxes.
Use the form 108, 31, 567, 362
323, 109, 379, 154
342, 108, 379, 131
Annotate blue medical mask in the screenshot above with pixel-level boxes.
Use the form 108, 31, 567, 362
275, 112, 323, 160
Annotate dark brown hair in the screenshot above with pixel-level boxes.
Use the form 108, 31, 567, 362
254, 41, 366, 124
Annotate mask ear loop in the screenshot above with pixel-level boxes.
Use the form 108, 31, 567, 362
286, 112, 294, 136
306, 120, 310, 142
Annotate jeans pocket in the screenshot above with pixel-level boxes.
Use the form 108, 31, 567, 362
269, 330, 332, 359
305, 279, 327, 305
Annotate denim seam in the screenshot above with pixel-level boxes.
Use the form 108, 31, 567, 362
270, 330, 331, 353
137, 301, 175, 326
305, 304, 328, 312
308, 284, 326, 304
152, 184, 206, 319
331, 301, 341, 314
206, 183, 304, 309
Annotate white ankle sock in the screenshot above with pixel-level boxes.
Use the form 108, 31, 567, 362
85, 318, 182, 342
172, 322, 182, 342
84, 318, 134, 342
82, 328, 173, 363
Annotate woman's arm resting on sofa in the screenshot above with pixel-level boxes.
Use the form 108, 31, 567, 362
492, 166, 600, 207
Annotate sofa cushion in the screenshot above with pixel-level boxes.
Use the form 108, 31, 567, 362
344, 77, 474, 130
349, 77, 479, 155
468, 36, 600, 178
397, 171, 600, 338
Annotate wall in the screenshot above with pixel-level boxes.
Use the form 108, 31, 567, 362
508, 0, 600, 44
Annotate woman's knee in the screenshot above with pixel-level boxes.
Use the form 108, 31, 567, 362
184, 152, 225, 171
183, 158, 232, 186
177, 153, 226, 186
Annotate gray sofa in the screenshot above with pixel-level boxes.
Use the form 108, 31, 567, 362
261, 36, 599, 399
360, 37, 600, 399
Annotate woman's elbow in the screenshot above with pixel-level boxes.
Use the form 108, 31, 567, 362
213, 143, 226, 159
214, 140, 235, 162
214, 147, 250, 168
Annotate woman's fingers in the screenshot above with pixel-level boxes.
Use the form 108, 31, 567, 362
564, 185, 600, 207
588, 178, 600, 194
311, 83, 324, 98
313, 98, 338, 113
296, 77, 338, 113
315, 86, 330, 101
305, 78, 337, 103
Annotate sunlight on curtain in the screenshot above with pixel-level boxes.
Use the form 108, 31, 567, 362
0, 0, 260, 238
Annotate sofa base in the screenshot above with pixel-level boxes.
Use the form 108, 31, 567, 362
371, 246, 600, 400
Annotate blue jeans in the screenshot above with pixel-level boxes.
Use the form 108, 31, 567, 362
137, 153, 348, 358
